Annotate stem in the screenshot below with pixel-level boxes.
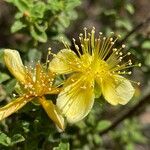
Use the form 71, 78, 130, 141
99, 94, 150, 135
120, 16, 150, 44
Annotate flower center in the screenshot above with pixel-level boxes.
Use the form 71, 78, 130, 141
20, 63, 58, 98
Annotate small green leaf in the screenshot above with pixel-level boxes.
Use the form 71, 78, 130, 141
116, 19, 132, 31
0, 72, 10, 84
125, 143, 134, 150
11, 134, 25, 145
53, 142, 70, 150
22, 121, 30, 133
7, 0, 32, 12
0, 132, 11, 146
15, 12, 23, 19
96, 120, 111, 132
31, 2, 46, 18
145, 53, 150, 66
11, 20, 26, 33
142, 41, 150, 49
93, 134, 102, 144
131, 132, 147, 143
30, 25, 47, 43
58, 15, 70, 28
66, 0, 81, 10
125, 4, 134, 14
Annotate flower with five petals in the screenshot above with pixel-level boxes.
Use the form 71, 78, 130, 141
49, 28, 141, 123
0, 49, 64, 130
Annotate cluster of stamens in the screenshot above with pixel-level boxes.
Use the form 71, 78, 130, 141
60, 27, 141, 86
12, 50, 61, 99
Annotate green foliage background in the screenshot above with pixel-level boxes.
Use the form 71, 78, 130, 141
0, 0, 150, 149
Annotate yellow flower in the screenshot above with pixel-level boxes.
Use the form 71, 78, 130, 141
49, 27, 141, 123
0, 49, 64, 130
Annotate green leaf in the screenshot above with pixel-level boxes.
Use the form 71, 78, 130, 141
142, 41, 150, 49
0, 72, 10, 84
30, 25, 47, 43
47, 0, 64, 12
131, 132, 147, 143
125, 143, 134, 150
31, 2, 46, 19
96, 120, 111, 132
22, 121, 30, 133
7, 0, 32, 12
145, 53, 150, 66
11, 134, 25, 145
11, 20, 26, 33
93, 134, 102, 144
15, 12, 23, 19
58, 14, 70, 28
53, 142, 70, 150
116, 19, 132, 31
0, 132, 11, 146
66, 0, 81, 10
125, 4, 134, 14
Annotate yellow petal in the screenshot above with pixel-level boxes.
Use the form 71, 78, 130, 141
101, 75, 135, 105
49, 49, 79, 74
0, 97, 29, 121
38, 97, 65, 130
57, 76, 95, 123
4, 49, 26, 83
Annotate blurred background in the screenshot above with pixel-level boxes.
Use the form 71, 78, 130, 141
0, 0, 150, 149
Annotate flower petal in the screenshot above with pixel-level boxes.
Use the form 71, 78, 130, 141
0, 97, 30, 121
49, 49, 79, 74
101, 75, 135, 105
39, 97, 65, 130
56, 75, 95, 123
4, 49, 26, 83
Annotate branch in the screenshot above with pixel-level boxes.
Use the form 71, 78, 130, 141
99, 94, 150, 135
120, 16, 150, 44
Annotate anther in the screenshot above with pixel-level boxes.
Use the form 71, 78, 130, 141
110, 38, 113, 41
119, 52, 123, 55
128, 71, 132, 75
13, 93, 16, 97
25, 95, 29, 98
92, 26, 95, 30
129, 62, 132, 65
103, 37, 106, 40
122, 44, 126, 48
113, 48, 117, 52
83, 27, 87, 31
79, 33, 83, 37
99, 32, 103, 35
119, 57, 123, 61
138, 63, 142, 67
118, 34, 121, 38
137, 82, 140, 85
